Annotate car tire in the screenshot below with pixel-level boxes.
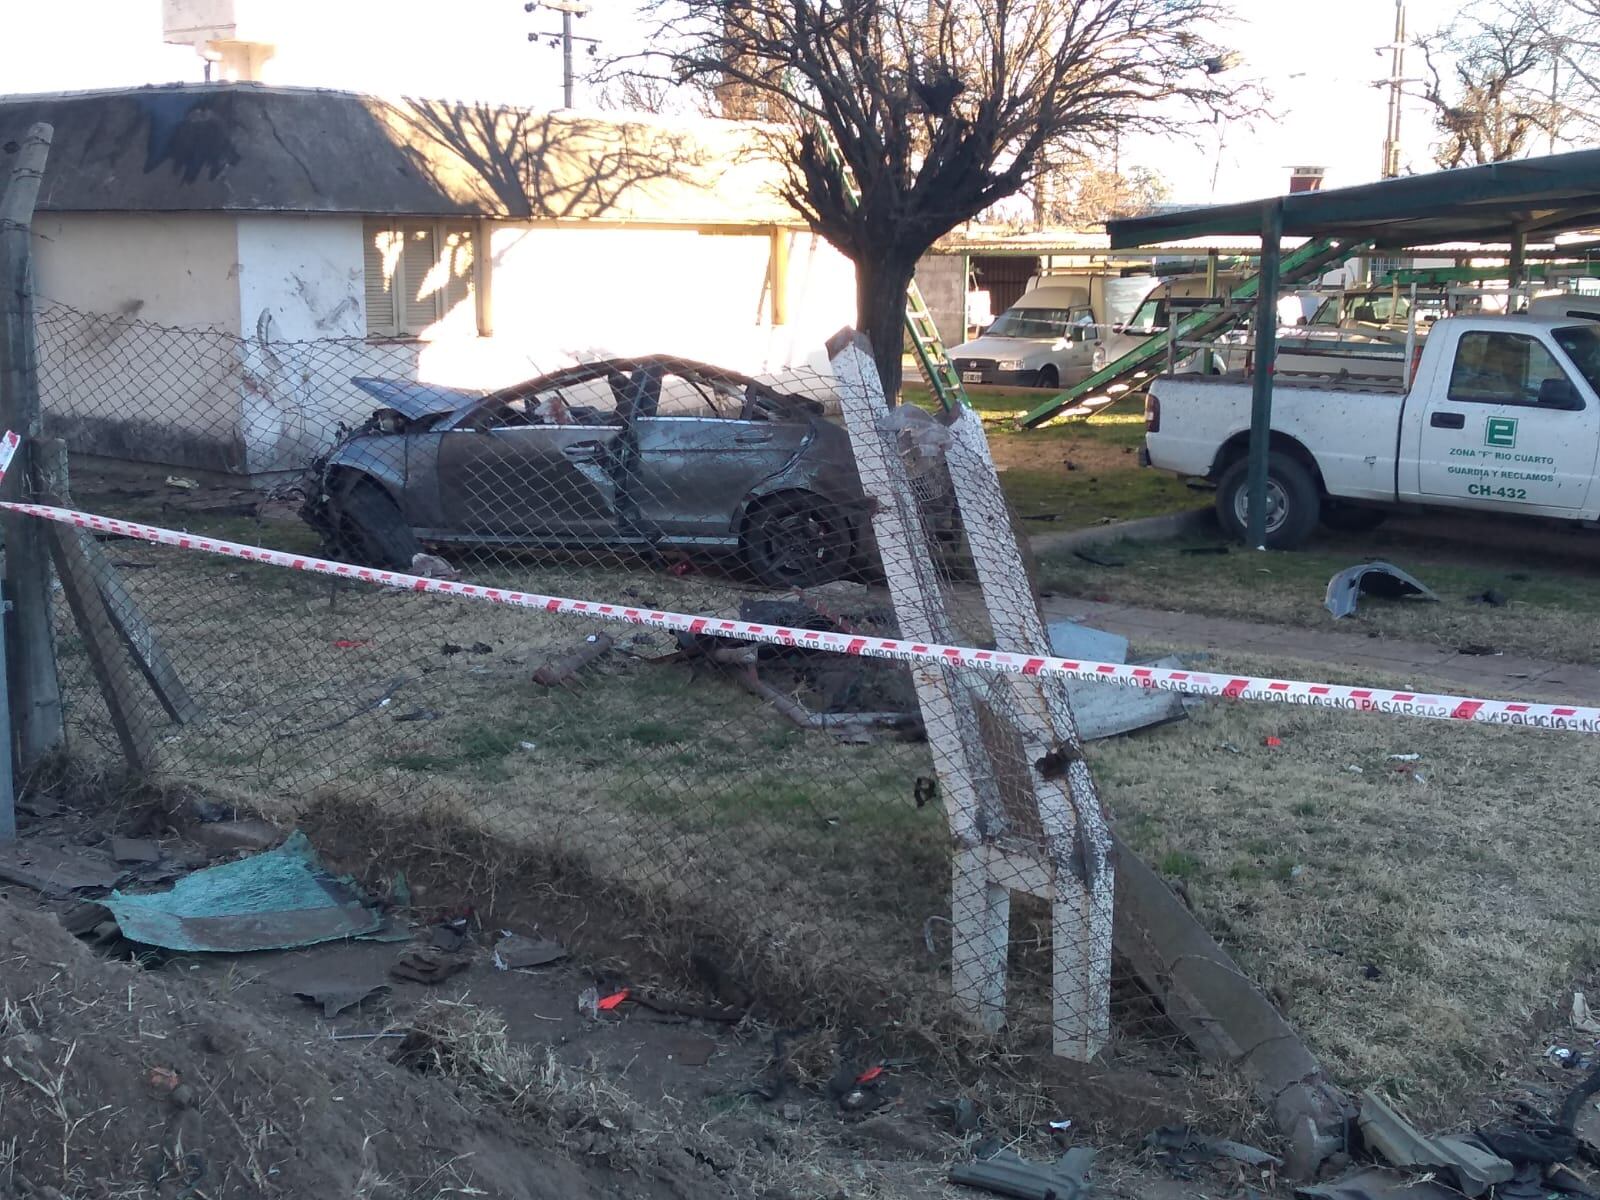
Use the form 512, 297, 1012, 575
1321, 503, 1387, 533
1036, 365, 1060, 390
335, 481, 422, 570
742, 492, 854, 587
1215, 452, 1320, 549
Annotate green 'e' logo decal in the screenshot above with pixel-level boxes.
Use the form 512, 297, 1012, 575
1485, 417, 1518, 448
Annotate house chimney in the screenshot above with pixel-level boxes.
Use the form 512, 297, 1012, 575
1289, 166, 1326, 194
163, 0, 277, 82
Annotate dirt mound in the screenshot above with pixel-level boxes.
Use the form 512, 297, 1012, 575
0, 897, 691, 1200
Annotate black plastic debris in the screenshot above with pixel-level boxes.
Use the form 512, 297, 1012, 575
949, 1145, 1096, 1200
1325, 562, 1439, 619
928, 1096, 981, 1134
1468, 589, 1509, 607
1296, 1166, 1459, 1199
1144, 1125, 1283, 1168
493, 933, 568, 970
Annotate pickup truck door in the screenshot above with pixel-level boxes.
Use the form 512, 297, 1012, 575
1409, 328, 1600, 513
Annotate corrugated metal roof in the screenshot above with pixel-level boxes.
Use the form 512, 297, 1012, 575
0, 84, 806, 227
1107, 150, 1600, 250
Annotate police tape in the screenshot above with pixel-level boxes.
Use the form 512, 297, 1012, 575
0, 437, 1596, 734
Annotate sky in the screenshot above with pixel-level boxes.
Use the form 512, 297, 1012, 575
4, 0, 1557, 207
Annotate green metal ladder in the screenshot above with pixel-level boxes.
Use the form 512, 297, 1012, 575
812, 122, 971, 413
1017, 237, 1364, 429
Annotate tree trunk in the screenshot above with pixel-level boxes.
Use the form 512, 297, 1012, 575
855, 254, 917, 403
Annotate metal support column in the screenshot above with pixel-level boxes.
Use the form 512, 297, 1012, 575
1246, 199, 1283, 550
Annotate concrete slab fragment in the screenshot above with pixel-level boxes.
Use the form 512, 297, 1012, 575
1047, 620, 1129, 665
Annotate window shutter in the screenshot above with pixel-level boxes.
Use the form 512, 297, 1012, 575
363, 220, 400, 335
400, 223, 440, 333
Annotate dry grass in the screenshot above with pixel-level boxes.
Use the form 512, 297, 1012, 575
1089, 648, 1600, 1120
55, 505, 1600, 1134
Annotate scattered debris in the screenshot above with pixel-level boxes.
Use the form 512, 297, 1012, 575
191, 817, 283, 855
1574, 992, 1600, 1035
1458, 643, 1500, 656
1387, 753, 1421, 762
929, 1097, 981, 1134
596, 989, 630, 1012
1219, 742, 1243, 754
163, 475, 198, 490
0, 839, 123, 896
492, 933, 567, 970
1264, 736, 1283, 748
518, 740, 537, 751
269, 961, 390, 1018
393, 708, 441, 723
1468, 589, 1509, 607
109, 837, 161, 865
148, 1065, 181, 1092
1048, 1119, 1073, 1133
1181, 545, 1231, 555
533, 634, 614, 686
949, 1146, 1096, 1200
1297, 1166, 1460, 1199
1072, 549, 1125, 567
106, 831, 383, 953
1144, 1125, 1283, 1168
409, 552, 459, 580
1325, 562, 1438, 619
390, 947, 471, 985
1357, 1089, 1513, 1197
331, 638, 371, 649
1345, 765, 1364, 775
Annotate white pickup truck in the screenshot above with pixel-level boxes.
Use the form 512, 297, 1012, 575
1142, 315, 1600, 547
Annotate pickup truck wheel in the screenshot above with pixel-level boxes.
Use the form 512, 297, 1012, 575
1216, 453, 1320, 549
334, 482, 422, 570
1322, 504, 1387, 533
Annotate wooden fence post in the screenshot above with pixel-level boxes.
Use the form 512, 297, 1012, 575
0, 123, 63, 771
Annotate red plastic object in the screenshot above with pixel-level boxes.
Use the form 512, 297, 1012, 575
855, 1065, 885, 1085
597, 989, 630, 1011
332, 639, 371, 649
1263, 736, 1282, 748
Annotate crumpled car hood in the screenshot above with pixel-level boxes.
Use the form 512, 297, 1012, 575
351, 377, 487, 420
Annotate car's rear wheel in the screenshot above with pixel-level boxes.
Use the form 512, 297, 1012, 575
742, 492, 854, 587
334, 481, 421, 570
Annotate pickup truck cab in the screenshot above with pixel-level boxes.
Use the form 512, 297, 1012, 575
1143, 315, 1600, 547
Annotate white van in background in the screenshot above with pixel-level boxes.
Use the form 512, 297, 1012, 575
948, 273, 1159, 390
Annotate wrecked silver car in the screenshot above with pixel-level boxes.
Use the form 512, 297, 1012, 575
302, 356, 946, 586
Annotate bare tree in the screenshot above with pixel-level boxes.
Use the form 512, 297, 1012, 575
1034, 157, 1170, 229
1414, 0, 1598, 168
621, 0, 1246, 397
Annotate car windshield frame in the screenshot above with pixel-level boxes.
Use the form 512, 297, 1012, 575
985, 307, 1075, 339
1554, 323, 1600, 396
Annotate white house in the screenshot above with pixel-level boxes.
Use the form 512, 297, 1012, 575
3, 83, 857, 475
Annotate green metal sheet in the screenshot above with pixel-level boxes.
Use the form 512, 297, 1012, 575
107, 831, 380, 952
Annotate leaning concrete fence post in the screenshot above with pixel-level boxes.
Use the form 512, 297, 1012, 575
0, 122, 64, 776
827, 329, 1112, 1059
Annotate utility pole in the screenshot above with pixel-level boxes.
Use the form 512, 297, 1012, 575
1381, 0, 1407, 178
525, 0, 597, 109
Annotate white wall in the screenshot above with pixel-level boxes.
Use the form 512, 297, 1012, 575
35, 213, 860, 476
33, 214, 248, 469
33, 212, 241, 330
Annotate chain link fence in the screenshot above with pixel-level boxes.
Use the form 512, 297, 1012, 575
25, 297, 1162, 1077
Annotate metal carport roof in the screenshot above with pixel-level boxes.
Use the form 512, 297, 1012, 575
1107, 149, 1600, 249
